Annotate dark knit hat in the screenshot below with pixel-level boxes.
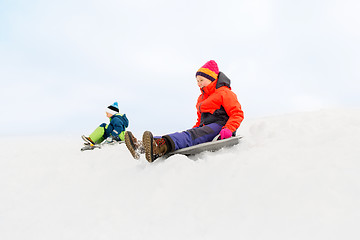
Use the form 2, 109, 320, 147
106, 102, 119, 115
195, 60, 219, 82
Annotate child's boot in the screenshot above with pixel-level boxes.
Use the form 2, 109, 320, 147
142, 131, 169, 162
82, 135, 95, 145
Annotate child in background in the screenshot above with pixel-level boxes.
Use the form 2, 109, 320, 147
82, 102, 129, 145
125, 60, 244, 162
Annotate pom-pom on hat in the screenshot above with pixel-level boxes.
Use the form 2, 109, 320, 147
196, 60, 219, 82
106, 102, 119, 115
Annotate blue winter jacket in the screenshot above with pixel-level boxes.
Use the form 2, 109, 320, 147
103, 113, 129, 139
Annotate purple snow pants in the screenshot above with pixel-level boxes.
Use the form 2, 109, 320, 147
165, 123, 223, 151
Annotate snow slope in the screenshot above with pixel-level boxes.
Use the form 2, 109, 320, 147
1, 108, 360, 240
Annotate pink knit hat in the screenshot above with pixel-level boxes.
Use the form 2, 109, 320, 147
196, 60, 219, 82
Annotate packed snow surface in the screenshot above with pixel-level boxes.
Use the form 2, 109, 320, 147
1, 108, 360, 240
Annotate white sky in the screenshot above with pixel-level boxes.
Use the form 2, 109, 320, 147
1, 0, 360, 136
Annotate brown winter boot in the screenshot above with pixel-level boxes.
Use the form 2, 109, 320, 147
142, 131, 168, 162
124, 131, 144, 160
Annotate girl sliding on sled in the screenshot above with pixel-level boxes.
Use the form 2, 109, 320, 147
125, 60, 244, 162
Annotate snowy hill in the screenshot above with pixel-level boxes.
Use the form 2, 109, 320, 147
1, 108, 360, 240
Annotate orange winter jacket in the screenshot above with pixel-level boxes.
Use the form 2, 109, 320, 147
193, 72, 244, 133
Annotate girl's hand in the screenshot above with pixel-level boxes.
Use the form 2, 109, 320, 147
220, 128, 232, 139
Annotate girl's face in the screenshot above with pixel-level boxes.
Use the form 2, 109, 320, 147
196, 75, 212, 88
106, 112, 113, 118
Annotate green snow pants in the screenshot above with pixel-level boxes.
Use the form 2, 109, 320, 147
89, 125, 125, 144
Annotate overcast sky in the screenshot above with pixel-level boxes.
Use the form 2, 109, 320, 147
1, 0, 359, 137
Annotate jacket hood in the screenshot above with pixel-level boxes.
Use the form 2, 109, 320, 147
216, 72, 231, 89
111, 113, 129, 128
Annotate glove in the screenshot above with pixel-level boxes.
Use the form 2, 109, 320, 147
220, 128, 232, 140
106, 136, 114, 143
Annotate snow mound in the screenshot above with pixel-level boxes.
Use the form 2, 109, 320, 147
1, 108, 360, 240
